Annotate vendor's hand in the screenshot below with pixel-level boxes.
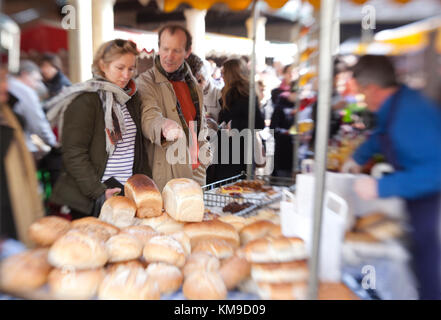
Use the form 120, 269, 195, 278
354, 177, 378, 200
161, 118, 184, 141
341, 157, 361, 174
105, 188, 121, 200
206, 117, 219, 132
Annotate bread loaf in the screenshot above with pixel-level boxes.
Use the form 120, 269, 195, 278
244, 236, 307, 263
146, 263, 183, 295
217, 214, 246, 232
99, 196, 137, 228
105, 234, 143, 263
125, 174, 163, 218
251, 260, 309, 283
71, 217, 119, 242
183, 269, 227, 300
183, 219, 240, 248
28, 216, 71, 247
192, 239, 234, 260
162, 178, 204, 222
183, 252, 220, 278
48, 268, 105, 299
120, 225, 158, 246
138, 211, 184, 234
219, 255, 251, 290
143, 235, 186, 267
239, 220, 280, 245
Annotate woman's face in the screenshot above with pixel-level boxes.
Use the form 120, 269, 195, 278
101, 53, 136, 88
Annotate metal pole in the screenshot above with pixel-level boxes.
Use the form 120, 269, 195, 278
247, 0, 258, 179
307, 0, 336, 300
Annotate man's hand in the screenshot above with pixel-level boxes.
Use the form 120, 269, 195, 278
105, 188, 121, 200
161, 118, 184, 141
341, 157, 362, 174
354, 177, 378, 200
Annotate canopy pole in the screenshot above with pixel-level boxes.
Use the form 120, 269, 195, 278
307, 0, 336, 300
247, 0, 258, 179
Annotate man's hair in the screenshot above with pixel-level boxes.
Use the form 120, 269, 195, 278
158, 24, 192, 51
40, 53, 63, 71
351, 54, 398, 88
17, 60, 40, 76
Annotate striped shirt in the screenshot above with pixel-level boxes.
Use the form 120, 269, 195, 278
101, 104, 136, 185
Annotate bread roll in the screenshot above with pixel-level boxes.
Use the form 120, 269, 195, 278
138, 211, 184, 234
239, 220, 280, 245
244, 236, 307, 263
48, 268, 105, 299
219, 255, 251, 290
364, 220, 403, 241
99, 196, 137, 228
106, 260, 147, 272
105, 234, 143, 262
48, 230, 109, 269
217, 214, 246, 232
71, 217, 119, 242
344, 231, 379, 243
170, 231, 191, 257
183, 252, 220, 278
98, 265, 160, 300
0, 248, 52, 292
192, 239, 234, 260
162, 178, 204, 222
143, 235, 186, 267
120, 225, 158, 246
257, 281, 308, 300
183, 269, 227, 300
251, 260, 309, 283
28, 216, 71, 247
183, 219, 240, 248
146, 263, 183, 295
354, 212, 388, 231
125, 174, 163, 218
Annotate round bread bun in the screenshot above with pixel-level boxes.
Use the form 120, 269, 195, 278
98, 265, 160, 300
217, 214, 246, 232
255, 208, 279, 222
192, 239, 234, 260
244, 236, 307, 263
105, 233, 143, 263
143, 235, 186, 267
183, 252, 220, 278
257, 281, 308, 300
99, 196, 137, 228
251, 260, 309, 283
219, 255, 251, 290
169, 231, 191, 257
183, 219, 240, 248
138, 212, 184, 234
28, 216, 71, 247
354, 212, 388, 231
71, 217, 120, 242
48, 230, 109, 269
120, 225, 159, 246
48, 268, 105, 299
0, 248, 52, 293
106, 259, 147, 272
365, 220, 403, 241
146, 263, 183, 295
239, 220, 280, 245
183, 269, 227, 300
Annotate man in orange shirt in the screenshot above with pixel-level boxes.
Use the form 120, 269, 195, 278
137, 25, 212, 191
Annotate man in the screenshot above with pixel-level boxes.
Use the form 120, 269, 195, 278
137, 25, 212, 191
342, 55, 441, 299
7, 60, 57, 158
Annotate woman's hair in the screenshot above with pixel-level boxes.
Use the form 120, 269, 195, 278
92, 39, 139, 78
40, 53, 63, 71
221, 58, 249, 109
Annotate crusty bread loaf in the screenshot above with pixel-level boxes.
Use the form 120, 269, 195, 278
48, 230, 109, 269
138, 211, 184, 234
183, 269, 227, 300
99, 196, 137, 228
192, 239, 234, 259
125, 174, 163, 218
257, 281, 308, 300
28, 216, 71, 247
71, 217, 119, 242
217, 214, 246, 232
183, 219, 240, 248
146, 263, 183, 295
219, 255, 251, 290
0, 248, 52, 293
106, 259, 147, 272
143, 235, 186, 267
251, 260, 309, 283
162, 178, 204, 222
170, 231, 191, 257
243, 236, 307, 263
98, 265, 160, 300
239, 220, 280, 245
183, 252, 220, 278
120, 225, 159, 246
48, 268, 105, 299
105, 234, 143, 263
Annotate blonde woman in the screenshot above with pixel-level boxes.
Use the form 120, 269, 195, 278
47, 39, 150, 219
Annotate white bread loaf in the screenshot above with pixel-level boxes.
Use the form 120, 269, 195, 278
48, 230, 109, 269
219, 255, 251, 290
99, 196, 137, 228
183, 252, 220, 278
125, 174, 163, 218
71, 217, 119, 242
162, 178, 204, 222
105, 233, 143, 263
183, 219, 240, 248
183, 269, 227, 300
251, 260, 309, 283
243, 236, 307, 263
239, 220, 281, 245
146, 263, 183, 295
169, 231, 192, 257
192, 239, 234, 260
120, 225, 158, 246
143, 235, 186, 267
138, 211, 184, 234
28, 216, 71, 247
48, 268, 105, 299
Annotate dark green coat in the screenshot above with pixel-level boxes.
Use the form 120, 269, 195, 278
50, 91, 150, 215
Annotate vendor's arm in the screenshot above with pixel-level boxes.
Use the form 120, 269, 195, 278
352, 131, 381, 165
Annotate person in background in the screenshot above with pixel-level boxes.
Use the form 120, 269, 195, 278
208, 58, 265, 182
47, 39, 150, 219
7, 60, 57, 160
39, 53, 71, 99
137, 24, 212, 191
271, 63, 296, 107
342, 54, 441, 300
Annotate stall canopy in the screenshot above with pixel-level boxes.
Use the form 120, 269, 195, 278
304, 0, 415, 10
160, 0, 290, 12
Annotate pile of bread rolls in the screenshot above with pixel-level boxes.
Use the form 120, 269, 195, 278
0, 174, 312, 300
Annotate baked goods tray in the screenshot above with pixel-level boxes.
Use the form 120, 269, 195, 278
202, 172, 295, 217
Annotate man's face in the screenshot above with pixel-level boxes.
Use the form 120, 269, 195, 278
40, 61, 58, 81
21, 70, 43, 90
354, 79, 380, 112
158, 29, 191, 73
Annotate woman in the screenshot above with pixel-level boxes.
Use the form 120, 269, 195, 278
209, 58, 265, 182
48, 39, 150, 219
39, 53, 71, 99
